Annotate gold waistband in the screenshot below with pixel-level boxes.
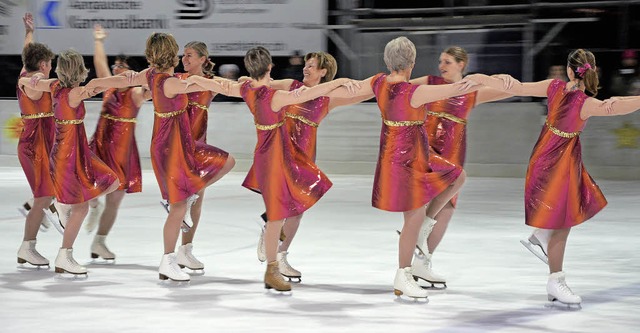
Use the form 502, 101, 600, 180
427, 111, 467, 125
55, 118, 83, 125
285, 112, 319, 128
188, 101, 209, 112
383, 118, 425, 127
255, 120, 285, 130
545, 120, 580, 138
154, 109, 187, 118
101, 113, 137, 123
21, 112, 54, 120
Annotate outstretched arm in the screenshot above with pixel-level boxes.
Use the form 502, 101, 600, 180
410, 82, 482, 107
326, 76, 376, 110
271, 78, 358, 111
582, 96, 640, 119
86, 68, 149, 90
462, 74, 552, 98
93, 25, 111, 78
185, 75, 241, 97
409, 75, 429, 85
18, 76, 56, 92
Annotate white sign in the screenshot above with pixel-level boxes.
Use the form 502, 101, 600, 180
0, 0, 326, 56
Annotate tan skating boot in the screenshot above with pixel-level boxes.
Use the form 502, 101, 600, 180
264, 261, 291, 291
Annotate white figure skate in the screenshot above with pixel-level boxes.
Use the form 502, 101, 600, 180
160, 200, 192, 233
520, 228, 551, 265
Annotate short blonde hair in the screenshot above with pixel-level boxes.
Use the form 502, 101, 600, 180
145, 32, 179, 71
305, 52, 337, 83
55, 49, 89, 88
244, 46, 272, 80
184, 41, 215, 76
383, 37, 416, 72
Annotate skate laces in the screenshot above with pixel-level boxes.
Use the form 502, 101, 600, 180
556, 277, 575, 295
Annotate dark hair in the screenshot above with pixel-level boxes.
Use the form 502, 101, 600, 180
567, 48, 599, 96
22, 42, 55, 72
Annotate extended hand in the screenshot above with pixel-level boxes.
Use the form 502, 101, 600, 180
23, 13, 34, 34
94, 24, 107, 41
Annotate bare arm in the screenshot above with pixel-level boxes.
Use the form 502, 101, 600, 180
326, 76, 376, 110
131, 86, 151, 108
464, 74, 552, 98
68, 85, 106, 107
410, 83, 482, 108
86, 68, 149, 90
20, 13, 35, 74
409, 75, 429, 85
475, 86, 514, 106
184, 75, 240, 96
271, 78, 352, 111
93, 25, 111, 78
270, 79, 295, 91
581, 96, 640, 119
18, 77, 56, 92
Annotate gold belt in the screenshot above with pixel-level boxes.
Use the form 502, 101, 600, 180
188, 101, 209, 112
285, 112, 319, 128
383, 118, 425, 127
154, 109, 187, 118
101, 113, 137, 123
21, 112, 54, 120
255, 120, 285, 130
427, 111, 467, 125
55, 118, 83, 125
545, 120, 580, 138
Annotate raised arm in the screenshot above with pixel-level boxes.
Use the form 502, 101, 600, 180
20, 13, 35, 74
93, 25, 111, 78
271, 78, 354, 111
581, 96, 640, 119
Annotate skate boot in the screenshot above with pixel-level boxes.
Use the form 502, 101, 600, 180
257, 228, 266, 262
84, 200, 104, 234
176, 243, 204, 271
520, 228, 551, 264
416, 217, 437, 256
393, 267, 428, 299
160, 200, 192, 233
18, 199, 52, 232
159, 253, 190, 281
547, 271, 582, 306
277, 251, 301, 282
54, 248, 87, 275
411, 253, 446, 288
17, 240, 49, 268
90, 235, 115, 261
183, 193, 199, 230
44, 201, 68, 236
264, 261, 291, 291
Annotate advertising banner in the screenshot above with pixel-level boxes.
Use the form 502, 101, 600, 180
0, 0, 326, 56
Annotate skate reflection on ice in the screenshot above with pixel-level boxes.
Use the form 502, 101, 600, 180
157, 280, 191, 288
53, 272, 89, 281
544, 301, 582, 311
89, 258, 116, 265
17, 263, 51, 271
265, 289, 293, 297
393, 294, 429, 304
183, 268, 205, 276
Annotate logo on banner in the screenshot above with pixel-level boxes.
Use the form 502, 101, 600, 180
176, 0, 213, 20
38, 0, 62, 28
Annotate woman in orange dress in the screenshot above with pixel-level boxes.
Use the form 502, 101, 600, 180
19, 50, 121, 276
85, 25, 150, 261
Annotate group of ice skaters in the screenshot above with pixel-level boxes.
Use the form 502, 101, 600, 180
14, 12, 640, 308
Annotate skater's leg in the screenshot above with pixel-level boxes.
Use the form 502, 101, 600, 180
548, 228, 570, 273
425, 170, 466, 219
427, 201, 454, 254
164, 200, 187, 254
61, 202, 89, 249
182, 189, 205, 245
279, 214, 302, 252
96, 190, 125, 236
203, 155, 236, 189
400, 207, 426, 268
23, 196, 53, 241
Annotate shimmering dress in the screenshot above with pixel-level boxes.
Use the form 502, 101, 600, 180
49, 81, 118, 204
89, 88, 142, 193
425, 75, 478, 206
175, 73, 215, 143
17, 73, 56, 198
146, 69, 229, 204
525, 79, 607, 229
371, 74, 463, 212
242, 80, 329, 190
240, 81, 332, 220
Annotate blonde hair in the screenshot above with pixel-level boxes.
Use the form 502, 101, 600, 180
383, 37, 416, 72
145, 32, 179, 71
55, 49, 89, 88
567, 48, 599, 96
443, 46, 469, 72
244, 46, 272, 80
184, 41, 215, 77
305, 52, 337, 83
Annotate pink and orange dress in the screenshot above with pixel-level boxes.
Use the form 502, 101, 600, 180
175, 73, 215, 143
89, 88, 142, 193
525, 79, 607, 229
242, 80, 330, 191
146, 69, 229, 204
371, 73, 463, 212
17, 73, 56, 198
48, 81, 118, 204
425, 75, 478, 206
240, 81, 332, 220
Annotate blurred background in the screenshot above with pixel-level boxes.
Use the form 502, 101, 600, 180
0, 0, 639, 179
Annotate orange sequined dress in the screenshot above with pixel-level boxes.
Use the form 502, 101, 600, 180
175, 73, 215, 143
371, 73, 463, 212
89, 88, 142, 193
240, 81, 332, 220
17, 72, 56, 198
146, 69, 229, 204
525, 79, 607, 229
49, 81, 118, 204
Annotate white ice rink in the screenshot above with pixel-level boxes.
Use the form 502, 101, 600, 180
1, 168, 639, 333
